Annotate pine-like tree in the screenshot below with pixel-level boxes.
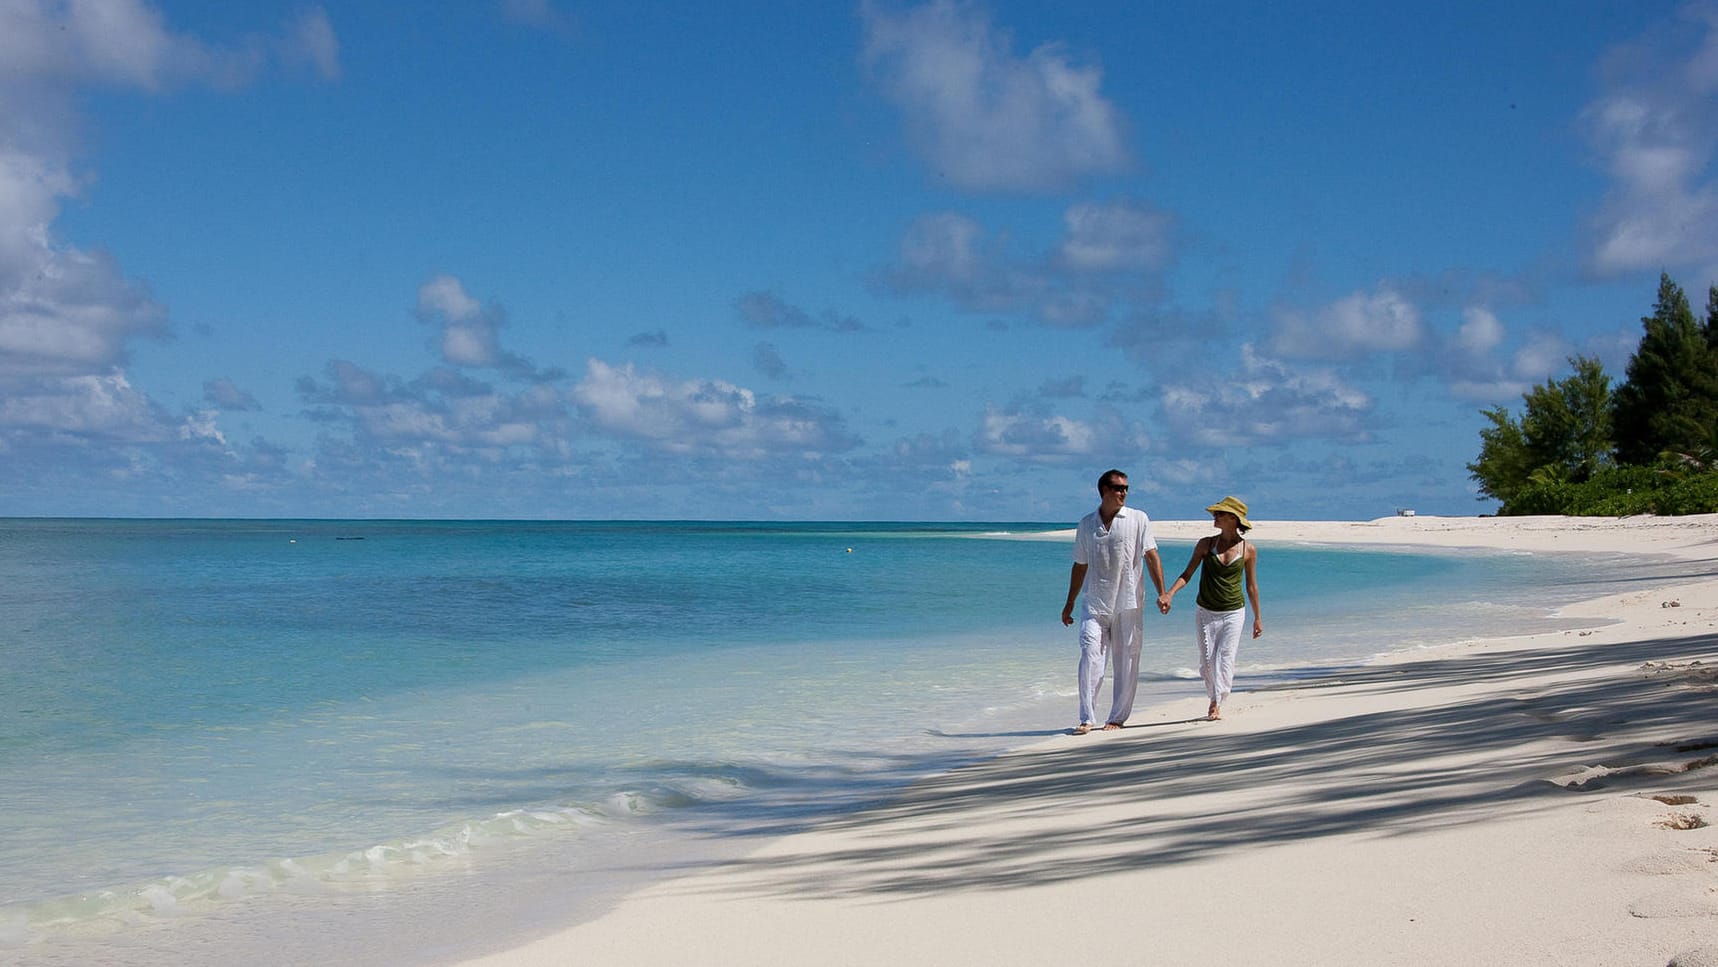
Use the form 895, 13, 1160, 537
1610, 274, 1718, 465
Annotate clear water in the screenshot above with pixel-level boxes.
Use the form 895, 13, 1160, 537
0, 519, 1670, 964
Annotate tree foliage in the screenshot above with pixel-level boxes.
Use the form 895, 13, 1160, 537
1610, 274, 1718, 465
1470, 273, 1718, 517
1467, 355, 1613, 508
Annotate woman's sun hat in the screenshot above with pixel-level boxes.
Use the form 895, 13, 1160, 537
1205, 495, 1251, 531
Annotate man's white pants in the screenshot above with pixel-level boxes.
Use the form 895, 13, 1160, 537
1077, 607, 1143, 726
1196, 605, 1244, 706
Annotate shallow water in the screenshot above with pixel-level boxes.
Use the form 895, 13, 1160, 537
0, 518, 1676, 964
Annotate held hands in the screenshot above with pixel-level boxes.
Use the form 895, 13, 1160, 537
1156, 591, 1173, 614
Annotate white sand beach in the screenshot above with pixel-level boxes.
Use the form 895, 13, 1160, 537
452, 516, 1718, 967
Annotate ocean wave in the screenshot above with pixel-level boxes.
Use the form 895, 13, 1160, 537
0, 764, 784, 948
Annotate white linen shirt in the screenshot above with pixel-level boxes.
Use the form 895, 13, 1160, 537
1072, 505, 1158, 618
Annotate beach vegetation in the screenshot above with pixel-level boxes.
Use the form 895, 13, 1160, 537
1611, 274, 1718, 466
1470, 273, 1718, 516
1467, 355, 1614, 507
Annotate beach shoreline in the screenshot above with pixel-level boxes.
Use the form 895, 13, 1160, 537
449, 515, 1718, 967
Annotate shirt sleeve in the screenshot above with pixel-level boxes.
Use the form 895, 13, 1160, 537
1137, 513, 1158, 553
1073, 520, 1089, 565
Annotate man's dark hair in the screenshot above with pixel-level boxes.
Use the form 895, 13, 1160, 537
1098, 469, 1128, 492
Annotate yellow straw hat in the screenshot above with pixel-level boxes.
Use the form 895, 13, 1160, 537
1205, 495, 1251, 531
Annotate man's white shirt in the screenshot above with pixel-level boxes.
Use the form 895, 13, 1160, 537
1072, 505, 1158, 617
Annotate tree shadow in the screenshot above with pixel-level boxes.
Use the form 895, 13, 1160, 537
653, 630, 1718, 900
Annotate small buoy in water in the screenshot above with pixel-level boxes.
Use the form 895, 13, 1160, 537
289, 539, 297, 544
846, 547, 853, 553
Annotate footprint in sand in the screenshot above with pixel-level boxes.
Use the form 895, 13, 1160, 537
1628, 888, 1718, 918
1667, 942, 1718, 967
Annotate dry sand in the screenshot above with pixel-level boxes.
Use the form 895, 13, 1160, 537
452, 516, 1718, 967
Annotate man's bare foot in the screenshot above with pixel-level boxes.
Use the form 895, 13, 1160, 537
1206, 701, 1221, 721
1073, 723, 1093, 735
1102, 721, 1123, 731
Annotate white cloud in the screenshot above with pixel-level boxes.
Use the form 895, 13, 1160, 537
1269, 283, 1423, 359
282, 8, 340, 81
297, 358, 569, 458
1454, 306, 1504, 355
1159, 345, 1374, 447
571, 358, 859, 458
974, 404, 1148, 463
0, 372, 167, 440
414, 274, 556, 378
1436, 306, 1575, 404
0, 245, 166, 377
1057, 199, 1174, 273
0, 1, 340, 458
881, 203, 1176, 327
1582, 5, 1718, 277
860, 0, 1129, 192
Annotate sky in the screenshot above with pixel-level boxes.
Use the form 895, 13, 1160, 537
3, 0, 1718, 522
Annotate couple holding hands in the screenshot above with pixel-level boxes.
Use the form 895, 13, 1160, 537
1059, 469, 1262, 733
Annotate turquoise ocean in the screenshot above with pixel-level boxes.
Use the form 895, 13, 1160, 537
0, 518, 1679, 965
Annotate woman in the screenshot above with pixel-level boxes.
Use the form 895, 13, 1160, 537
1156, 496, 1262, 721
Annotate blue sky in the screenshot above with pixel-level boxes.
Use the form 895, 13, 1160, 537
3, 0, 1716, 521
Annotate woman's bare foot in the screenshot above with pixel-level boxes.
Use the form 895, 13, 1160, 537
1102, 721, 1122, 731
1207, 701, 1221, 721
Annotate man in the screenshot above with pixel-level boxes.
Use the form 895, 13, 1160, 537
1060, 469, 1165, 734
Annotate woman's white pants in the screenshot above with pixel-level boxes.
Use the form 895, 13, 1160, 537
1196, 605, 1244, 706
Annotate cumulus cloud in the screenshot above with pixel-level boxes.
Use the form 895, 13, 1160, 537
1268, 283, 1424, 360
881, 200, 1175, 327
297, 358, 568, 454
0, 371, 168, 440
1056, 199, 1174, 273
1158, 345, 1375, 448
0, 2, 339, 477
975, 403, 1148, 463
414, 274, 558, 380
0, 245, 167, 376
571, 358, 860, 459
0, 0, 268, 93
1409, 304, 1584, 404
859, 0, 1129, 192
1582, 5, 1718, 277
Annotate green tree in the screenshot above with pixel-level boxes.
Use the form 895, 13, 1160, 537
1611, 273, 1718, 465
1468, 405, 1533, 505
1519, 355, 1613, 481
1707, 284, 1718, 353
1469, 355, 1614, 512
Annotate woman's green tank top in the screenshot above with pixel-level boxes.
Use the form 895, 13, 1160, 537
1196, 540, 1246, 612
